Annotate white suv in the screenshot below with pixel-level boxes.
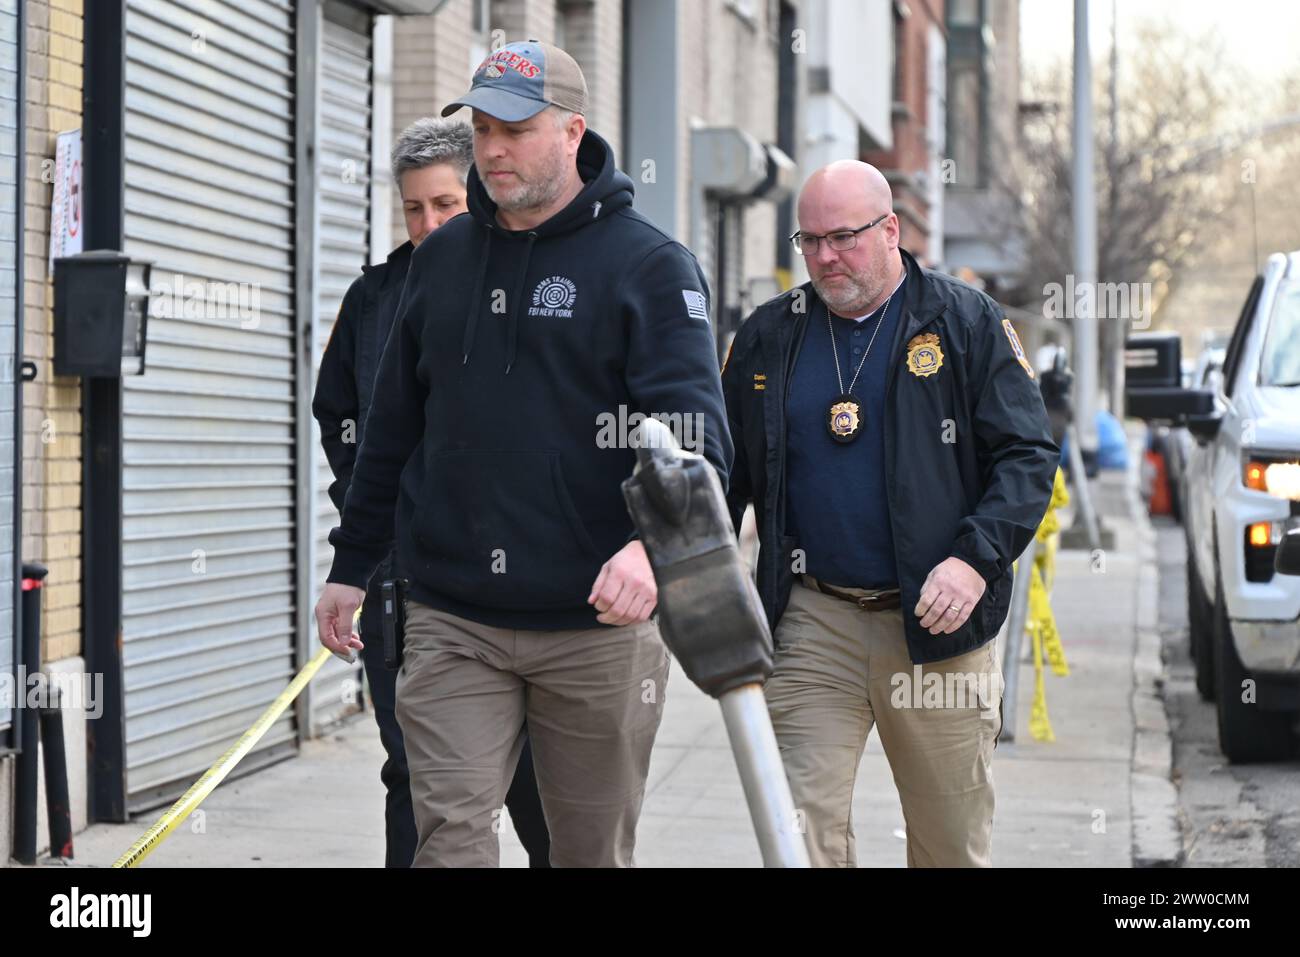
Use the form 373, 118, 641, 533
1183, 251, 1300, 762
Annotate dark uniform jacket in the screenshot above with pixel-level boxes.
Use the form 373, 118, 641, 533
312, 239, 414, 590
722, 248, 1059, 664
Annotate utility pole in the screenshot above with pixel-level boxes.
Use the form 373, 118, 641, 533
1062, 0, 1112, 552
1107, 0, 1124, 417
1072, 0, 1098, 465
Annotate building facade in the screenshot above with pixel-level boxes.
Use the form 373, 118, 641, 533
1, 0, 444, 857
943, 0, 1023, 296
1, 0, 86, 863
859, 0, 946, 266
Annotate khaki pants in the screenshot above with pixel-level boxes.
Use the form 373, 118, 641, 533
766, 579, 1003, 867
395, 601, 670, 867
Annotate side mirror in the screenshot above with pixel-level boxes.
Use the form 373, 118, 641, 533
1186, 412, 1223, 443
1124, 333, 1216, 422
1275, 522, 1300, 576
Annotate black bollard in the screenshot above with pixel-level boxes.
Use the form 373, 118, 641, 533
41, 684, 74, 859
13, 563, 48, 865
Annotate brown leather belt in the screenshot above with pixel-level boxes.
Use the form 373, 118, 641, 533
803, 575, 902, 612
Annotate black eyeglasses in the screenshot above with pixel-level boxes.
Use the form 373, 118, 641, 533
790, 213, 890, 255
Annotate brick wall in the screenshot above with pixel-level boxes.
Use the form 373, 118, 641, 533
555, 0, 621, 160
391, 0, 473, 248
862, 0, 945, 261
22, 0, 82, 663
491, 0, 554, 46
391, 0, 624, 248
680, 0, 783, 292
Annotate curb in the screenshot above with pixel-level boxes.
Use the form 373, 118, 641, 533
1124, 448, 1184, 867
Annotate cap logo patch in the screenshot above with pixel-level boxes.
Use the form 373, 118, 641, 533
475, 50, 541, 80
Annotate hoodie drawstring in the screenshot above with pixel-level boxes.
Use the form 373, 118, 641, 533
504, 231, 538, 376
462, 227, 538, 375
461, 227, 494, 365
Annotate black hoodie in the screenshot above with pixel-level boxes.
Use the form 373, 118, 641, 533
326, 129, 733, 630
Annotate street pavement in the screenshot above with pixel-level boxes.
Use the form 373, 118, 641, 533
1155, 520, 1300, 867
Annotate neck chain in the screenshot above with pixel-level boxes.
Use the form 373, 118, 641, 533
824, 281, 900, 444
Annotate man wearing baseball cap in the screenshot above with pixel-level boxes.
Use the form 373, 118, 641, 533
314, 40, 731, 867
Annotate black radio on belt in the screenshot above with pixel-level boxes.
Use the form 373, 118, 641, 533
381, 577, 408, 671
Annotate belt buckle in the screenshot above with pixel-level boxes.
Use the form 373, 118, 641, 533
856, 594, 882, 609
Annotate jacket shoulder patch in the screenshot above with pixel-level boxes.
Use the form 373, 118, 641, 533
1001, 318, 1035, 378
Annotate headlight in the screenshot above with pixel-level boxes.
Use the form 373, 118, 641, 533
1242, 454, 1300, 499
1264, 462, 1300, 499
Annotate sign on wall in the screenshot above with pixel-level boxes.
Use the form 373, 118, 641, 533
49, 128, 83, 269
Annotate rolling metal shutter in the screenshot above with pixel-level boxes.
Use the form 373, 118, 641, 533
120, 0, 298, 809
0, 0, 16, 735
310, 6, 371, 734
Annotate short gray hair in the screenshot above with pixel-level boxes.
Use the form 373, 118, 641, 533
391, 118, 474, 187
548, 105, 578, 128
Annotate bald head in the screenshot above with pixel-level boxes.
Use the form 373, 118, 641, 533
797, 160, 893, 227
795, 161, 903, 318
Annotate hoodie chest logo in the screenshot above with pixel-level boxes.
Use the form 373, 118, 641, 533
530, 276, 578, 318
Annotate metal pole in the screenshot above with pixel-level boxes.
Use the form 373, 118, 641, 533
1106, 0, 1125, 417
1067, 424, 1102, 550
1072, 0, 1099, 459
718, 684, 811, 867
998, 539, 1038, 745
622, 418, 808, 867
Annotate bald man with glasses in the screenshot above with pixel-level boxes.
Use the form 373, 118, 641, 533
721, 161, 1058, 867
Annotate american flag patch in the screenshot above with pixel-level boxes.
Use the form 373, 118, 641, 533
682, 290, 709, 323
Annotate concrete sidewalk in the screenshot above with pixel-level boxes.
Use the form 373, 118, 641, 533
62, 474, 1172, 869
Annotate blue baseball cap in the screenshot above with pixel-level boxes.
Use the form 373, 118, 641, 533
441, 39, 588, 122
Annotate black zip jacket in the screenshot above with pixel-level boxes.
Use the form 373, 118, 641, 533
313, 240, 414, 515
325, 129, 732, 630
722, 249, 1059, 664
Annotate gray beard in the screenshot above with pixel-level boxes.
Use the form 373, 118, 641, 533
814, 275, 878, 316
483, 145, 571, 215
486, 175, 565, 213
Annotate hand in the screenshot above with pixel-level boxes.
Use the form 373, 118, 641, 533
914, 557, 986, 635
315, 582, 367, 657
588, 540, 657, 626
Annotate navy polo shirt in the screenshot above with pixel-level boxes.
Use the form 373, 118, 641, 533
785, 275, 906, 588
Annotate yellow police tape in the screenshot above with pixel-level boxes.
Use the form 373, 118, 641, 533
113, 621, 359, 868
1021, 468, 1070, 743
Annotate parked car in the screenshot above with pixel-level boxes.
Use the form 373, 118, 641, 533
1129, 251, 1300, 762
1165, 346, 1225, 522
